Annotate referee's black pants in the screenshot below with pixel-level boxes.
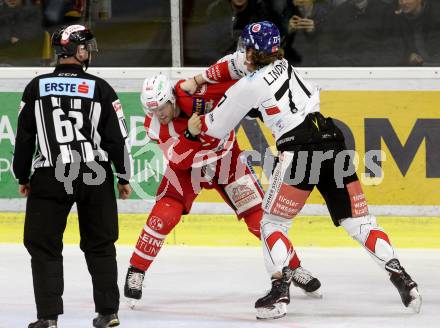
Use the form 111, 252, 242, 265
24, 163, 119, 319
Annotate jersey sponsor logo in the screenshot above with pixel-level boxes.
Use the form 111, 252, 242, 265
112, 99, 125, 119
265, 106, 281, 115
225, 175, 261, 214
347, 181, 369, 217
205, 99, 214, 113
148, 216, 164, 231
113, 99, 122, 112
208, 112, 215, 124
269, 184, 310, 219
275, 119, 285, 132
39, 77, 95, 99
207, 65, 223, 81
231, 184, 255, 203
230, 58, 241, 77
77, 82, 89, 93
57, 72, 78, 77
139, 233, 164, 248
192, 97, 215, 114
193, 97, 205, 113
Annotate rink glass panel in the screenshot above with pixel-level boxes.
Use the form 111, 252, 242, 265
1, 1, 440, 67
0, 0, 171, 67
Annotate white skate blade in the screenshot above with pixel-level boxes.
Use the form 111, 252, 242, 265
256, 302, 287, 320
302, 287, 323, 299
126, 298, 139, 310
408, 288, 422, 313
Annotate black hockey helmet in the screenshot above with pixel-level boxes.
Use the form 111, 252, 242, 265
51, 24, 98, 58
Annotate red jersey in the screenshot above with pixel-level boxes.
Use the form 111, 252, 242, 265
144, 80, 237, 169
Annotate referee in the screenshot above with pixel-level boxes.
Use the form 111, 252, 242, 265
13, 25, 132, 328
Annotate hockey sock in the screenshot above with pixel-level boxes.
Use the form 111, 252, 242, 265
340, 215, 396, 270
244, 210, 301, 271
261, 214, 298, 276
243, 209, 262, 239
130, 197, 184, 271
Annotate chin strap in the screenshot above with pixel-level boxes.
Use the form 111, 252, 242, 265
73, 54, 88, 70
82, 59, 90, 70
173, 104, 180, 118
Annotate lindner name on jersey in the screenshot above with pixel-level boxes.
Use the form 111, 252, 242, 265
39, 77, 96, 99
263, 60, 287, 86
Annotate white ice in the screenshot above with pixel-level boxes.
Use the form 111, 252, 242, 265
0, 245, 438, 328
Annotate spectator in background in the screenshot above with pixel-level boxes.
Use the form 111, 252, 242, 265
204, 0, 281, 63
320, 0, 401, 66
40, 0, 85, 65
282, 0, 330, 66
270, 0, 289, 19
41, 0, 85, 28
395, 0, 440, 66
0, 0, 43, 66
2, 0, 24, 44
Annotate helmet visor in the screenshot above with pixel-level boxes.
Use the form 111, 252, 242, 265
236, 36, 246, 53
85, 37, 98, 53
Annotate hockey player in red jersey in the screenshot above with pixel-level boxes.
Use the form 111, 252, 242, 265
124, 74, 322, 308
185, 21, 422, 319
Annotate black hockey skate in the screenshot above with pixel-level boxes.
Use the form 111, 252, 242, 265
291, 266, 322, 298
92, 313, 120, 328
385, 258, 422, 313
124, 265, 145, 309
28, 319, 57, 328
255, 267, 293, 320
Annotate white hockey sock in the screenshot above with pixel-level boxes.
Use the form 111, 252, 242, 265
340, 215, 397, 270
261, 214, 294, 276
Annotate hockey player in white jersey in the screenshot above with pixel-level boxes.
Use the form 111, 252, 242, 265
187, 21, 422, 320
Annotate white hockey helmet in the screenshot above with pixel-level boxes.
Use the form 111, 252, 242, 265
140, 74, 176, 115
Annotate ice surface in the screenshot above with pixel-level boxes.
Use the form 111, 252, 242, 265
0, 245, 438, 328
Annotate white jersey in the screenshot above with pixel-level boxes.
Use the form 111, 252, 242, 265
202, 58, 320, 142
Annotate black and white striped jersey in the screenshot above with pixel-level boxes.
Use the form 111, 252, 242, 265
13, 64, 132, 185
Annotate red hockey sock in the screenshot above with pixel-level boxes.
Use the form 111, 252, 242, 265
288, 250, 301, 270
130, 197, 184, 271
243, 209, 262, 239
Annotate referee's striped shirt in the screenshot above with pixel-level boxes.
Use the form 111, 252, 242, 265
13, 64, 132, 185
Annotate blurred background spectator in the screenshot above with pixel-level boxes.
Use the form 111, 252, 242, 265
183, 0, 280, 66
2, 0, 24, 45
394, 0, 440, 66
83, 0, 171, 67
282, 0, 330, 66
0, 0, 41, 66
183, 0, 279, 66
1, 0, 439, 67
319, 0, 402, 66
40, 0, 86, 65
0, 0, 171, 67
41, 0, 85, 28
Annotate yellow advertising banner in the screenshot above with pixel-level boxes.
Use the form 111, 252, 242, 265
197, 91, 440, 206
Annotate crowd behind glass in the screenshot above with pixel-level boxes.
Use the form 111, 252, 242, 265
0, 0, 438, 67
